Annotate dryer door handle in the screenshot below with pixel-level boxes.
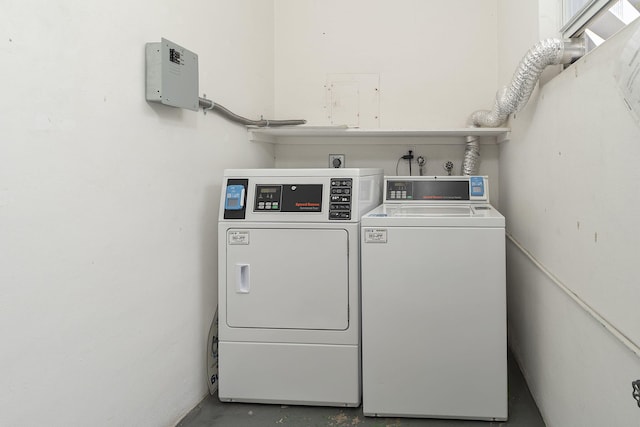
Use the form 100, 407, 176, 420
236, 263, 250, 294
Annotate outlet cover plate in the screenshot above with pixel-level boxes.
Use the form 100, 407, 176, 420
329, 154, 345, 168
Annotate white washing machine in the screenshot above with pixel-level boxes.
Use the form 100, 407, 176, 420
361, 176, 507, 421
218, 168, 382, 407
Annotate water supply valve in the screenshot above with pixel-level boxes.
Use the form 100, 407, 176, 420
417, 156, 426, 176
444, 161, 454, 176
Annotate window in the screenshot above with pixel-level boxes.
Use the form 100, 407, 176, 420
562, 0, 640, 51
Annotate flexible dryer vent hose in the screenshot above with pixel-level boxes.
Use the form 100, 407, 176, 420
462, 38, 585, 176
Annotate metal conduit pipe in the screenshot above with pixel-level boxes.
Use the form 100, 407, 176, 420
199, 97, 306, 127
462, 38, 585, 176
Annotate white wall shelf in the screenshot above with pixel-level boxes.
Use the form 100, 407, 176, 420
248, 126, 510, 144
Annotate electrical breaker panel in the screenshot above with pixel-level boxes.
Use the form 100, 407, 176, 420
145, 38, 199, 111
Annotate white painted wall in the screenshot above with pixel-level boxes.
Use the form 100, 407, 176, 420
274, 140, 499, 184
7, 2, 638, 425
273, 0, 502, 205
497, 1, 640, 424
275, 0, 499, 128
496, 0, 538, 85
0, 1, 275, 426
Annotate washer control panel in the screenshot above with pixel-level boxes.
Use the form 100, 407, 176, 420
329, 178, 352, 220
385, 176, 489, 202
469, 176, 485, 197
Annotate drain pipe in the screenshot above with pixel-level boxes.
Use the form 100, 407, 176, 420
199, 97, 306, 127
462, 38, 585, 175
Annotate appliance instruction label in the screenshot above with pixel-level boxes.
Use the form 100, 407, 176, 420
364, 228, 387, 243
228, 231, 250, 245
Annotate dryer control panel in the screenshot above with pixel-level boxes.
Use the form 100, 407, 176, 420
250, 180, 353, 219
329, 178, 352, 220
220, 169, 383, 223
254, 184, 323, 212
223, 179, 249, 219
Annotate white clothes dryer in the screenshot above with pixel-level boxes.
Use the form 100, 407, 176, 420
218, 168, 382, 407
361, 176, 507, 421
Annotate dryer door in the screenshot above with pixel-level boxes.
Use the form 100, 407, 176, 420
226, 228, 349, 331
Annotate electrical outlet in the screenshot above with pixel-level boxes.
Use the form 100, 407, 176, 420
329, 154, 345, 168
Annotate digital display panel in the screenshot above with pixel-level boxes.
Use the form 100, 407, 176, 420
253, 184, 323, 212
413, 181, 469, 200
254, 185, 282, 211
387, 180, 470, 200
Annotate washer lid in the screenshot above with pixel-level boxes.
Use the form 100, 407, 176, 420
362, 203, 504, 227
385, 205, 473, 217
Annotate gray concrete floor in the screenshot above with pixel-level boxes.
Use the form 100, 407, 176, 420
177, 353, 544, 427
